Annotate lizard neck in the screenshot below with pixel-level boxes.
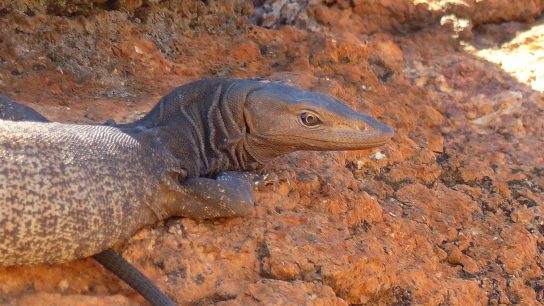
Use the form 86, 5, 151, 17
242, 134, 294, 164
120, 79, 262, 177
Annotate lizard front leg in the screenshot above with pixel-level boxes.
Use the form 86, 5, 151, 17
162, 171, 255, 219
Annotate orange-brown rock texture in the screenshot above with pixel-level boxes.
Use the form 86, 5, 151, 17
1, 0, 543, 305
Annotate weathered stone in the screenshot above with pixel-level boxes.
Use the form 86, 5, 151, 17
0, 1, 543, 305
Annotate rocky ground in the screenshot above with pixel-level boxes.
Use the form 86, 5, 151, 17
0, 0, 543, 305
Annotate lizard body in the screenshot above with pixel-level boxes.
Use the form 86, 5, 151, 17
0, 97, 177, 305
0, 78, 393, 303
0, 121, 173, 265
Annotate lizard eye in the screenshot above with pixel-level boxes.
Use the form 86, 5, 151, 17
300, 112, 321, 126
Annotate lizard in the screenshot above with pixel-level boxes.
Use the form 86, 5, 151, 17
0, 78, 394, 305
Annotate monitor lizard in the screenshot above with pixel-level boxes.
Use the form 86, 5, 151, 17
0, 78, 394, 305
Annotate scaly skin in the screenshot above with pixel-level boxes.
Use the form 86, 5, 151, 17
0, 96, 47, 122
0, 122, 180, 265
0, 77, 393, 270
0, 98, 176, 306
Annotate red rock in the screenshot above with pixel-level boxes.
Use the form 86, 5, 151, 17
498, 225, 539, 275
433, 246, 448, 261
346, 192, 384, 225
459, 160, 495, 183
460, 255, 480, 274
511, 207, 537, 224
388, 162, 442, 184
231, 41, 262, 62
446, 244, 463, 265
113, 0, 143, 11
116, 38, 173, 74
16, 292, 135, 306
0, 1, 543, 305
323, 258, 395, 304
50, 84, 63, 95
224, 279, 347, 306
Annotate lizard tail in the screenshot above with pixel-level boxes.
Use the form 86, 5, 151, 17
93, 249, 175, 306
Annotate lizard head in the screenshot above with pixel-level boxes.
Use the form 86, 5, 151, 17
243, 81, 394, 161
125, 78, 394, 175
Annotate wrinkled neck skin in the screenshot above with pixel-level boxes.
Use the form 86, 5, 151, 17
243, 134, 296, 163
118, 79, 274, 178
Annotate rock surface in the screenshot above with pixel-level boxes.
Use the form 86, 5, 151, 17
0, 1, 543, 305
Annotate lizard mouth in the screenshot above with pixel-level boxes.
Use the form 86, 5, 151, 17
295, 123, 394, 150
260, 131, 393, 151
324, 137, 392, 150
350, 138, 391, 148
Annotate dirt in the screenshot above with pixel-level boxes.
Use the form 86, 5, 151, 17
0, 0, 543, 305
